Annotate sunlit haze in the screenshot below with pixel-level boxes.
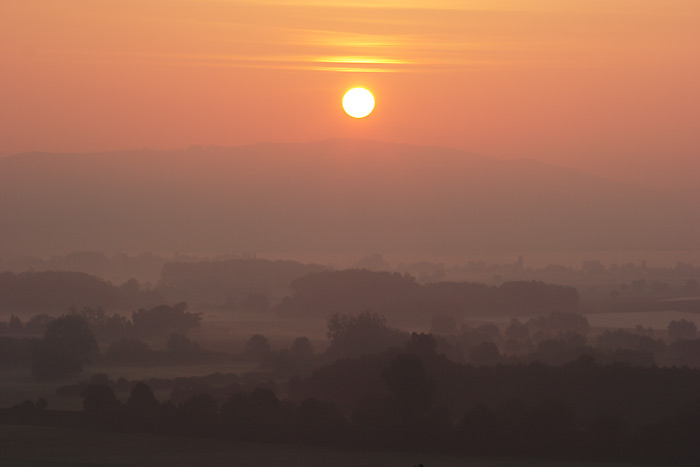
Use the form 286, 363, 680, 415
3, 3, 700, 465
1, 0, 698, 189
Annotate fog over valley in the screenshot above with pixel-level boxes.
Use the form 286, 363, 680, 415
2, 1, 699, 463
1, 140, 698, 259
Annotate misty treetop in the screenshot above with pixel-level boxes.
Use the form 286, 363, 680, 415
32, 315, 98, 381
0, 271, 116, 311
15, 349, 700, 464
131, 302, 202, 338
14, 302, 202, 380
2, 302, 202, 349
275, 269, 579, 324
159, 258, 327, 308
69, 303, 201, 341
326, 311, 407, 359
0, 270, 162, 312
8, 305, 700, 463
0, 251, 167, 285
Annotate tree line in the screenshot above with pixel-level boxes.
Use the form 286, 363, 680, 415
0, 304, 203, 379
0, 271, 162, 312
0, 269, 579, 328
275, 269, 579, 324
6, 340, 700, 465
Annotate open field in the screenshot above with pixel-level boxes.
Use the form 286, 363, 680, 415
0, 308, 330, 410
465, 310, 700, 331
584, 310, 700, 330
0, 425, 666, 467
197, 309, 330, 353
0, 361, 262, 410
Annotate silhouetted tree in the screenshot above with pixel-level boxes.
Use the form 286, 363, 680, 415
244, 334, 272, 363
24, 314, 54, 334
526, 312, 590, 337
32, 315, 98, 380
522, 398, 575, 455
100, 313, 132, 340
170, 378, 213, 406
505, 318, 530, 342
296, 398, 350, 444
0, 337, 36, 368
83, 383, 119, 412
239, 292, 271, 312
468, 342, 502, 366
406, 332, 437, 356
276, 269, 422, 323
290, 336, 314, 359
131, 302, 200, 338
126, 382, 159, 431
82, 383, 121, 429
11, 399, 37, 424
103, 338, 153, 365
35, 397, 48, 411
353, 253, 391, 271
459, 323, 502, 348
666, 339, 700, 367
668, 319, 697, 341
177, 393, 218, 436
220, 388, 289, 441
160, 258, 325, 307
0, 271, 118, 312
382, 354, 433, 423
326, 311, 406, 358
166, 333, 202, 361
683, 279, 698, 294
430, 314, 457, 334
128, 382, 159, 413
9, 314, 23, 333
459, 403, 499, 454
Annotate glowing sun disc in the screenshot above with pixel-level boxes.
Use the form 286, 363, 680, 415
343, 87, 375, 118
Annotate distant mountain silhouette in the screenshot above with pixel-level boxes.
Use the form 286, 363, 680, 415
0, 139, 697, 256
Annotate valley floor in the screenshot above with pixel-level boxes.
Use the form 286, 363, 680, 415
0, 425, 664, 467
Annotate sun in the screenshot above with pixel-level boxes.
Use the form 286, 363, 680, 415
342, 87, 375, 118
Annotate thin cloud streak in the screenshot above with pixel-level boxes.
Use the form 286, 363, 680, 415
7, 1, 649, 73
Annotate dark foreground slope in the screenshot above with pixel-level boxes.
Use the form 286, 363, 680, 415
0, 425, 659, 467
1, 139, 696, 256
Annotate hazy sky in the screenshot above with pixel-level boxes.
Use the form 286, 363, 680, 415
1, 0, 698, 185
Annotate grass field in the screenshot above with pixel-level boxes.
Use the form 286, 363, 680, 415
0, 425, 666, 467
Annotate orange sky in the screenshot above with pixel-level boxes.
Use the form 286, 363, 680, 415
1, 0, 698, 186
